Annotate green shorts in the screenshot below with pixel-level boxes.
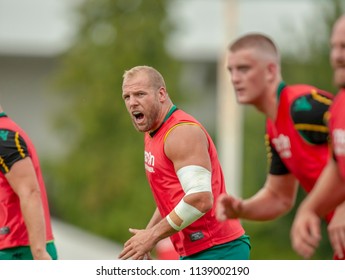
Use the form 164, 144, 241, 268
180, 234, 251, 260
0, 241, 58, 260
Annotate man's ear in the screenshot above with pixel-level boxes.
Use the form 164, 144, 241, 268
266, 62, 278, 82
158, 87, 168, 102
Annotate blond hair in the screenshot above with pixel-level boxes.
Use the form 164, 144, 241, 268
229, 33, 280, 64
122, 65, 166, 90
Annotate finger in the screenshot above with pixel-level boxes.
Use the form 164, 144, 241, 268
133, 252, 148, 260
215, 202, 226, 221
299, 240, 317, 259
216, 211, 227, 221
331, 237, 343, 259
144, 252, 153, 260
232, 198, 242, 214
297, 216, 321, 247
129, 228, 138, 234
329, 229, 345, 259
308, 223, 322, 243
217, 193, 228, 201
124, 238, 133, 247
118, 250, 134, 260
291, 222, 319, 258
338, 229, 345, 259
292, 235, 315, 259
118, 245, 134, 260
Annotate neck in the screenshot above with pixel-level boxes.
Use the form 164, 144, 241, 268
264, 98, 278, 121
254, 85, 278, 121
148, 103, 176, 136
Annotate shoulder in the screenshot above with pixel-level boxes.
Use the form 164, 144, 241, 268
289, 87, 333, 144
164, 122, 208, 154
0, 129, 29, 174
283, 84, 332, 99
290, 88, 332, 122
165, 122, 206, 144
0, 129, 27, 149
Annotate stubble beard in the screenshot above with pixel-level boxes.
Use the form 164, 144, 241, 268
133, 103, 160, 133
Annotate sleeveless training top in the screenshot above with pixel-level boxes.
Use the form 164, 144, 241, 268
144, 108, 245, 257
266, 84, 333, 222
0, 114, 54, 249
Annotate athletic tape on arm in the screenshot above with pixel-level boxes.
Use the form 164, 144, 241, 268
177, 165, 212, 195
166, 165, 212, 231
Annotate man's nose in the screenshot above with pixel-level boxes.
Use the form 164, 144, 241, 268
128, 96, 139, 107
230, 71, 240, 84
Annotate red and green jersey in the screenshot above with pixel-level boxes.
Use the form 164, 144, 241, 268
144, 108, 245, 257
266, 82, 334, 222
329, 89, 345, 180
0, 113, 54, 250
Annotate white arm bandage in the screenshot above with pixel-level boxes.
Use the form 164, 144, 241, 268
166, 165, 212, 231
177, 165, 212, 194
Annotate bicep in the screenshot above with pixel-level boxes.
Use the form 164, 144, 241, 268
5, 157, 39, 196
164, 124, 211, 172
0, 130, 38, 195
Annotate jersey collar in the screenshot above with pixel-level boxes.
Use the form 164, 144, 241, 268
149, 105, 177, 137
276, 81, 287, 102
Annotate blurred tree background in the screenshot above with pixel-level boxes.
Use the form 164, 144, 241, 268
44, 0, 344, 259
45, 0, 183, 243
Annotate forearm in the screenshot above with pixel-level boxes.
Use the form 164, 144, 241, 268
333, 200, 345, 217
20, 190, 48, 259
239, 174, 297, 221
241, 199, 287, 221
241, 189, 293, 220
147, 217, 178, 246
146, 208, 162, 229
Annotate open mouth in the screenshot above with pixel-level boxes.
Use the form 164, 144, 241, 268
133, 111, 144, 122
235, 88, 245, 95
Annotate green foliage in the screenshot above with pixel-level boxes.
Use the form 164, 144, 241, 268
282, 0, 344, 93
46, 0, 183, 243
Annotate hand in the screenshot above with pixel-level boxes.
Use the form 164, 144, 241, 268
143, 252, 153, 260
216, 193, 242, 221
118, 228, 156, 260
328, 206, 345, 259
33, 250, 52, 260
290, 209, 321, 259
